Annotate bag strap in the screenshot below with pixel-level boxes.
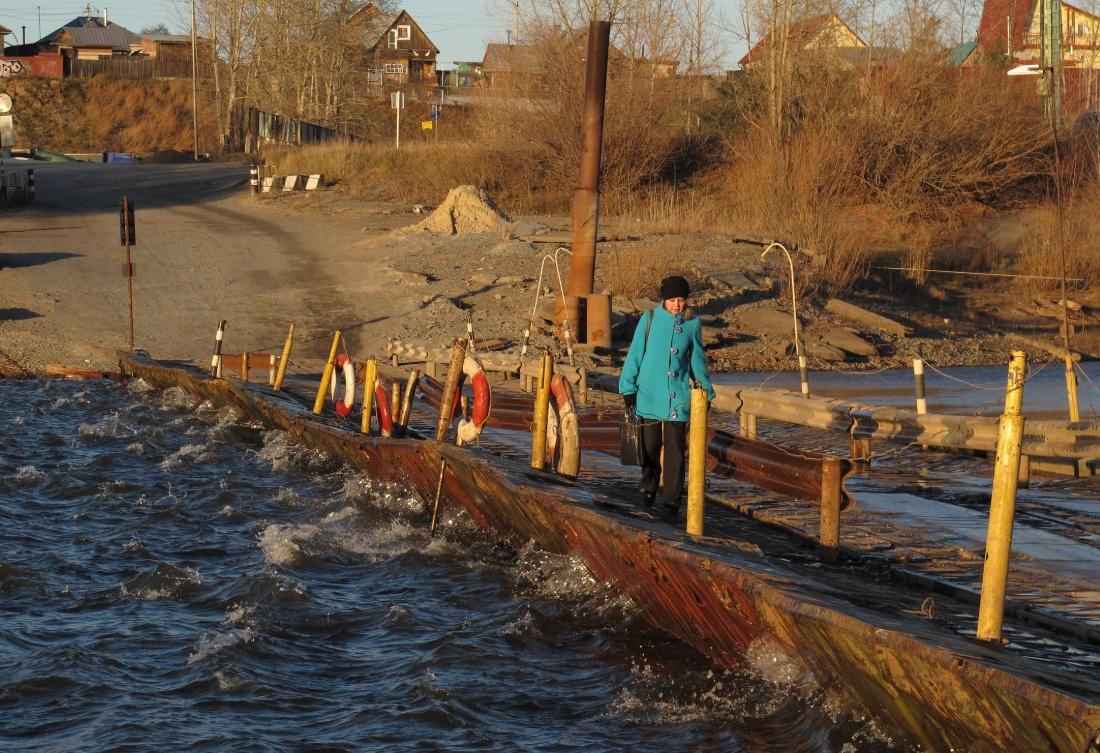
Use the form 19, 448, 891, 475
640, 308, 654, 361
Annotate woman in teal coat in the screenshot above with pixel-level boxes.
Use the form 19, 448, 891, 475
619, 275, 715, 522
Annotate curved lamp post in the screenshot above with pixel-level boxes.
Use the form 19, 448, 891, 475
762, 242, 810, 398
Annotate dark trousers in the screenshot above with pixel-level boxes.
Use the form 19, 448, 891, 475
639, 420, 687, 509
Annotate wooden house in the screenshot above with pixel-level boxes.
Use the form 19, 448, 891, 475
355, 7, 439, 86
738, 12, 866, 69
979, 0, 1100, 69
37, 10, 141, 60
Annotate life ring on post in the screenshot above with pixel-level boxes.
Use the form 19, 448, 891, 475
328, 354, 356, 417
375, 383, 394, 437
549, 373, 580, 477
456, 354, 492, 446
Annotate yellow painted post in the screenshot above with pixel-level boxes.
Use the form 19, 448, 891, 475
1064, 354, 1080, 422
435, 340, 467, 442
686, 387, 708, 536
977, 350, 1028, 642
531, 353, 553, 470
273, 323, 295, 391
819, 456, 843, 561
312, 330, 342, 415
241, 352, 249, 382
390, 383, 401, 425
361, 358, 377, 435
268, 354, 276, 386
740, 411, 757, 440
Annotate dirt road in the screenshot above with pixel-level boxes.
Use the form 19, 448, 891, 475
0, 162, 425, 374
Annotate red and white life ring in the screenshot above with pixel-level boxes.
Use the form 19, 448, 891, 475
328, 354, 357, 417
375, 383, 393, 437
548, 373, 579, 477
456, 354, 492, 446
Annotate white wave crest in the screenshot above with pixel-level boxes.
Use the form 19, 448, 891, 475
161, 442, 215, 469
78, 413, 136, 439
188, 627, 255, 664
14, 465, 44, 482
257, 509, 423, 567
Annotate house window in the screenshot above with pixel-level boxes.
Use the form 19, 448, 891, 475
397, 25, 411, 41
384, 63, 408, 74
388, 29, 398, 49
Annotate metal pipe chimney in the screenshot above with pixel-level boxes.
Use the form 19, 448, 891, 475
566, 19, 612, 301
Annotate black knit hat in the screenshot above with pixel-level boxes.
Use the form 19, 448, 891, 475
659, 275, 690, 300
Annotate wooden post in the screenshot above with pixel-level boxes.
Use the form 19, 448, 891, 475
1064, 354, 1081, 422
312, 331, 341, 415
241, 351, 250, 382
429, 458, 447, 536
397, 369, 421, 433
740, 411, 757, 440
531, 353, 553, 469
390, 383, 401, 426
361, 358, 377, 435
977, 350, 1028, 642
273, 323, 294, 391
426, 359, 438, 379
1018, 454, 1031, 489
435, 340, 466, 442
686, 387, 708, 537
268, 355, 276, 386
819, 456, 843, 561
578, 365, 588, 406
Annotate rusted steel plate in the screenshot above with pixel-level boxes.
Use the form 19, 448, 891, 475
706, 430, 854, 509
117, 352, 1100, 753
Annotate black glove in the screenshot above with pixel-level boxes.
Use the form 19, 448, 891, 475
623, 393, 637, 411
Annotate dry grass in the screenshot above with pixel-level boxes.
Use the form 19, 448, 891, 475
8, 78, 217, 153
1018, 185, 1100, 292
601, 237, 694, 299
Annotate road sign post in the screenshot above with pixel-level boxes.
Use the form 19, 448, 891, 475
391, 91, 405, 149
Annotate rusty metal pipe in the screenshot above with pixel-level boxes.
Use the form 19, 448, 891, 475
567, 19, 612, 302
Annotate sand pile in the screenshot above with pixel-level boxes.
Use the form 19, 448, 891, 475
404, 185, 511, 235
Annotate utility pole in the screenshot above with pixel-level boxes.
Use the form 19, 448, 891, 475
190, 0, 200, 161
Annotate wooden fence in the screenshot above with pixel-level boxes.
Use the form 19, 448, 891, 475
68, 57, 196, 80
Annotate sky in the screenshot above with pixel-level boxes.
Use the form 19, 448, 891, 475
1, 1, 743, 69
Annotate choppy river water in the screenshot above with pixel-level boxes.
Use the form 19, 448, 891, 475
0, 380, 901, 753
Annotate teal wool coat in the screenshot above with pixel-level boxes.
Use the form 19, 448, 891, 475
619, 306, 716, 422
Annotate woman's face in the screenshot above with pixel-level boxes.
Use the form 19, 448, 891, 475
663, 297, 686, 315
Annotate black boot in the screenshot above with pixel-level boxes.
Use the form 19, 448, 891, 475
640, 488, 657, 509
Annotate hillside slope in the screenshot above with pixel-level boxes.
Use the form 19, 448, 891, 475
3, 77, 218, 154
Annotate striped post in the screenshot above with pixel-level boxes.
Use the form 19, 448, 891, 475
210, 320, 226, 377
913, 357, 927, 415
27, 169, 34, 201
249, 164, 259, 197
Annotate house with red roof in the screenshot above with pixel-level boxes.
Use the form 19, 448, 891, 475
977, 0, 1100, 68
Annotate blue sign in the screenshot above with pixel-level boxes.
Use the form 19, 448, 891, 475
430, 104, 442, 120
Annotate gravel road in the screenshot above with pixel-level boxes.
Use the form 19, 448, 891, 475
0, 162, 427, 375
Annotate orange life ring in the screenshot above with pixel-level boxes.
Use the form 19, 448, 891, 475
548, 373, 579, 477
328, 354, 356, 417
456, 354, 492, 445
375, 383, 394, 437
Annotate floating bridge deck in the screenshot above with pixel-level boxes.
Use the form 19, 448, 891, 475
119, 352, 1100, 753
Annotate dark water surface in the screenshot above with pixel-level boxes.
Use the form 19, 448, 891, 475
0, 380, 898, 753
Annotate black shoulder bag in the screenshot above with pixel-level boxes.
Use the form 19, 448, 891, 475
619, 310, 653, 466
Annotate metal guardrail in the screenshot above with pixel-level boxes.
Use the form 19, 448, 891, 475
725, 385, 1100, 461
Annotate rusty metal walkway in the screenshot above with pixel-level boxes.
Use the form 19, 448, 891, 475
281, 374, 1100, 677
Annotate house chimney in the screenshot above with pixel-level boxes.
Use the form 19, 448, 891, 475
103, 7, 108, 26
